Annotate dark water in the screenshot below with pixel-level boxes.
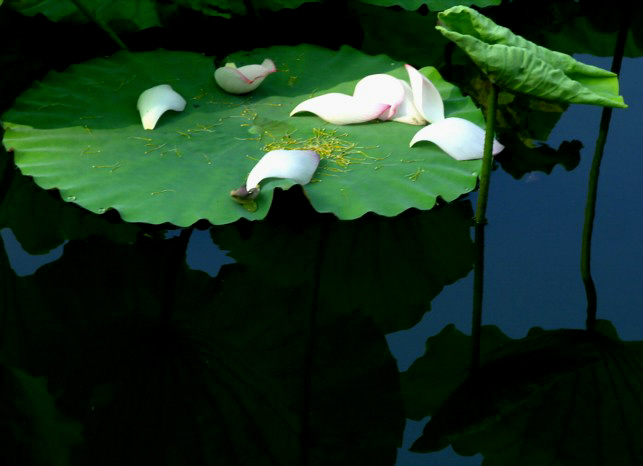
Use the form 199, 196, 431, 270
1, 4, 642, 466
388, 54, 643, 465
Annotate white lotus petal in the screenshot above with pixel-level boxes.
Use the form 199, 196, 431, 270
390, 81, 428, 125
353, 74, 406, 121
246, 149, 320, 190
136, 84, 186, 130
409, 117, 504, 161
214, 58, 276, 94
290, 93, 390, 125
405, 64, 444, 123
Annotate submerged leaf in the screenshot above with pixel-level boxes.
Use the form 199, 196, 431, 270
408, 323, 643, 465
436, 6, 627, 108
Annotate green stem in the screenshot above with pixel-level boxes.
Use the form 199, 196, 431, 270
580, 9, 629, 333
70, 0, 128, 50
471, 83, 498, 374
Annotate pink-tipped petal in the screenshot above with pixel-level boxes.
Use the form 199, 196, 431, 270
405, 64, 445, 123
246, 150, 320, 190
353, 74, 406, 121
236, 58, 277, 81
214, 59, 277, 94
409, 117, 504, 161
290, 93, 390, 125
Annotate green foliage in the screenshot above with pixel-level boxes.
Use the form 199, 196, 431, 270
405, 323, 643, 465
211, 194, 475, 333
356, 3, 448, 65
358, 0, 500, 11
171, 0, 246, 18
0, 147, 140, 255
9, 237, 405, 465
254, 0, 321, 11
5, 0, 161, 31
437, 6, 627, 107
401, 324, 510, 420
0, 366, 83, 466
2, 46, 486, 226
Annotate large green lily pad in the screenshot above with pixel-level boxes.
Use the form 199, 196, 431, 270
2, 45, 485, 226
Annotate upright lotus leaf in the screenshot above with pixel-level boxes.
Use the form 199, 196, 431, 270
437, 6, 627, 108
2, 46, 488, 226
408, 322, 643, 465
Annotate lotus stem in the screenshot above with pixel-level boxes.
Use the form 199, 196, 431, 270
471, 82, 498, 374
70, 0, 128, 50
581, 8, 629, 333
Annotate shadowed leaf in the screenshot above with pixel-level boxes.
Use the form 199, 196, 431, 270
8, 237, 404, 466
407, 323, 643, 466
211, 189, 475, 333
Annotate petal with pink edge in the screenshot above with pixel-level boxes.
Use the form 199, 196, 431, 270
290, 93, 390, 125
405, 64, 445, 123
409, 117, 504, 161
353, 74, 406, 121
214, 58, 276, 94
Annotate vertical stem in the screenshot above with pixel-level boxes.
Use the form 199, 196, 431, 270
580, 9, 629, 332
471, 83, 499, 374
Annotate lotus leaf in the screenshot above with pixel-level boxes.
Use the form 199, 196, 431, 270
358, 0, 500, 11
2, 45, 486, 226
437, 6, 627, 108
407, 322, 643, 465
5, 0, 160, 31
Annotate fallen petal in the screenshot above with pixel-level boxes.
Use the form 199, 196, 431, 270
409, 117, 504, 161
405, 64, 445, 123
245, 149, 320, 191
391, 81, 428, 125
290, 93, 390, 125
137, 84, 186, 130
353, 74, 406, 121
214, 58, 276, 94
